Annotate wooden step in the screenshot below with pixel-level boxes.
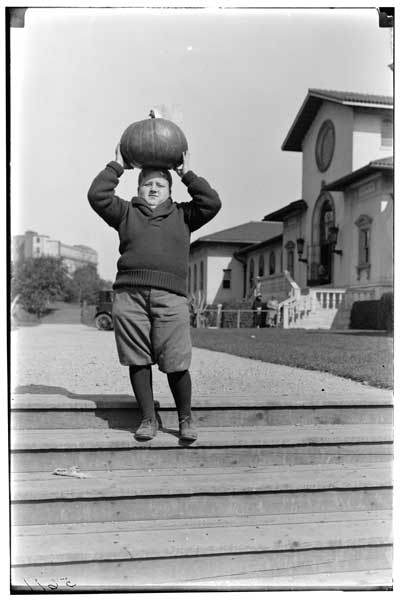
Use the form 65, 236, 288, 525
11, 404, 393, 430
11, 463, 392, 525
11, 443, 393, 474
11, 510, 392, 590
11, 462, 393, 501
12, 544, 393, 590
11, 390, 393, 409
11, 424, 393, 452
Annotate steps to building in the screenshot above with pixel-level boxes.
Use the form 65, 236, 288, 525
10, 390, 394, 590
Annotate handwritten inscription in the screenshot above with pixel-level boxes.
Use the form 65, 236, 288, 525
23, 576, 76, 591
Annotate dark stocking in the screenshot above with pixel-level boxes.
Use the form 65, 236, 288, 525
167, 370, 192, 419
129, 365, 155, 420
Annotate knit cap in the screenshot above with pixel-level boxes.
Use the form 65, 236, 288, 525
138, 168, 172, 188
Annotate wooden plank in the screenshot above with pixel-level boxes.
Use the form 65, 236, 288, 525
10, 424, 394, 451
10, 406, 394, 430
13, 510, 393, 537
11, 460, 393, 482
12, 488, 393, 527
11, 544, 393, 589
11, 444, 393, 474
11, 389, 393, 409
11, 462, 392, 501
178, 570, 393, 588
12, 512, 392, 565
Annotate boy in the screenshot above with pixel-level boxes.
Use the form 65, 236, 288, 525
88, 146, 221, 442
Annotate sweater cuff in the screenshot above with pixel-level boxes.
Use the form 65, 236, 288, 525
107, 161, 125, 177
181, 170, 197, 187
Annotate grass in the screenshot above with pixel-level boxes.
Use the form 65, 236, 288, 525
191, 328, 393, 389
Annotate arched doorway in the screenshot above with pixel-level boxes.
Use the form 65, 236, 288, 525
311, 192, 335, 285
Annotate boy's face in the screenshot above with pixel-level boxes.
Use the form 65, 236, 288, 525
138, 177, 170, 209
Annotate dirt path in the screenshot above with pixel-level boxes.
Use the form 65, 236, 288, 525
11, 324, 389, 401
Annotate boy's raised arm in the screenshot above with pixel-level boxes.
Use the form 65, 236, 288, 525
176, 152, 222, 232
87, 145, 133, 229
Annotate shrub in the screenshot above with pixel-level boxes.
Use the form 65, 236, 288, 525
350, 300, 380, 330
11, 256, 69, 317
378, 292, 393, 332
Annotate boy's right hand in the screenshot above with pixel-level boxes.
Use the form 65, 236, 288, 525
115, 143, 134, 170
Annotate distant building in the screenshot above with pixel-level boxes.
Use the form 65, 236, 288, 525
12, 231, 98, 275
190, 88, 393, 328
188, 221, 282, 305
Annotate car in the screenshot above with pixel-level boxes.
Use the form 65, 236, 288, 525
94, 290, 114, 330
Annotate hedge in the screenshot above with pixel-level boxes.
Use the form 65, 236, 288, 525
378, 292, 393, 331
350, 292, 393, 331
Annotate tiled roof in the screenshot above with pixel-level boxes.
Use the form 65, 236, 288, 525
369, 156, 394, 168
263, 199, 308, 222
235, 234, 283, 257
191, 221, 283, 246
308, 89, 393, 106
282, 88, 393, 152
324, 156, 393, 191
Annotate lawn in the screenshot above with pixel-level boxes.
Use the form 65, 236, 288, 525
191, 328, 393, 389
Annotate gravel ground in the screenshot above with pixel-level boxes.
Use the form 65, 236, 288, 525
11, 324, 384, 398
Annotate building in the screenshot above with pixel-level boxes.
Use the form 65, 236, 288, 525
188, 221, 282, 305
190, 88, 393, 328
12, 231, 98, 275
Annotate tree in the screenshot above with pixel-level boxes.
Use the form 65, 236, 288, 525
11, 256, 70, 317
69, 265, 108, 304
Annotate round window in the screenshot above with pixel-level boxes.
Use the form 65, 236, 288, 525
315, 120, 335, 172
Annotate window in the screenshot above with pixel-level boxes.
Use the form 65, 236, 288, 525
248, 258, 255, 291
193, 264, 197, 293
258, 255, 265, 277
200, 261, 204, 291
269, 251, 276, 275
359, 229, 370, 264
315, 120, 335, 172
320, 200, 335, 243
287, 250, 294, 277
223, 269, 231, 289
355, 214, 372, 280
285, 241, 295, 278
381, 119, 393, 148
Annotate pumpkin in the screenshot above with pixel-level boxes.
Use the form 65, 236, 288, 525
120, 111, 188, 169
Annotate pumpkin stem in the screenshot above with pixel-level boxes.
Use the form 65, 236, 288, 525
149, 110, 156, 119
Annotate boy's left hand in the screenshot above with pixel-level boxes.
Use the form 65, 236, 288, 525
115, 143, 134, 170
175, 151, 190, 179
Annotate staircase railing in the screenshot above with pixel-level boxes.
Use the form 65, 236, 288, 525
279, 285, 346, 328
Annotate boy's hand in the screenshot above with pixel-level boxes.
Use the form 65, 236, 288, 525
175, 151, 190, 179
115, 143, 134, 170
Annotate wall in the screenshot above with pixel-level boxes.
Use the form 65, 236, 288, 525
189, 244, 244, 305
60, 243, 97, 264
342, 172, 393, 300
299, 101, 393, 290
43, 238, 60, 257
296, 102, 354, 289
353, 109, 393, 170
12, 231, 98, 274
245, 239, 283, 297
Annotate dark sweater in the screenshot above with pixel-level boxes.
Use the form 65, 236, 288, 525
88, 161, 221, 297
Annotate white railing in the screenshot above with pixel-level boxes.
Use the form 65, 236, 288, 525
312, 289, 346, 310
279, 287, 346, 328
194, 307, 280, 329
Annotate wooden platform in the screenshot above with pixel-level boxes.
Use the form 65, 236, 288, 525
10, 390, 394, 590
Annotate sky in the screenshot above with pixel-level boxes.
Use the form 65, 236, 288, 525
10, 5, 393, 281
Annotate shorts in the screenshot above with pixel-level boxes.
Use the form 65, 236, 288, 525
112, 287, 192, 373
